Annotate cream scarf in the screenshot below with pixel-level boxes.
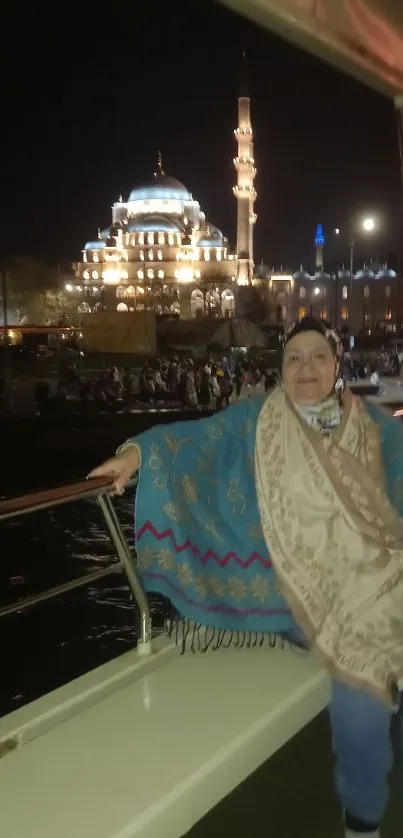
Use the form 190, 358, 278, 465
255, 385, 403, 707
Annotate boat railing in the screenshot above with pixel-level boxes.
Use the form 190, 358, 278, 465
0, 477, 152, 654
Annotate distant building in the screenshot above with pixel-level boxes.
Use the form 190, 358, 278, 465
254, 255, 398, 334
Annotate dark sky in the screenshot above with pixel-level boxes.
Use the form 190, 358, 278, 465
1, 1, 401, 271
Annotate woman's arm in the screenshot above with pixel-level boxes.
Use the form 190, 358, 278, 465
88, 394, 264, 494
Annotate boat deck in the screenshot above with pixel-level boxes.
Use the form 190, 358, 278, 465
187, 704, 403, 838
0, 636, 330, 838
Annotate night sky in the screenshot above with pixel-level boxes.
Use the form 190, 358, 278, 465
1, 1, 401, 271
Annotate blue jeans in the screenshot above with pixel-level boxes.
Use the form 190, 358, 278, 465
329, 679, 400, 826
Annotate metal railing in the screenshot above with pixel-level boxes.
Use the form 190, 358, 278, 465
0, 477, 152, 652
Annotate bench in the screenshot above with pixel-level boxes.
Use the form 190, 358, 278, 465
0, 634, 330, 838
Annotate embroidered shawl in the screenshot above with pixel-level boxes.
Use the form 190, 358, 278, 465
255, 386, 403, 707
133, 396, 298, 642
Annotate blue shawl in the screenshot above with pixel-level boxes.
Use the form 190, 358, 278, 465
131, 396, 403, 648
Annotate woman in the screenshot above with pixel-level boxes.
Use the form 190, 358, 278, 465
89, 317, 403, 838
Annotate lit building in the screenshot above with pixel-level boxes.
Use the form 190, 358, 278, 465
255, 225, 399, 334
75, 154, 237, 320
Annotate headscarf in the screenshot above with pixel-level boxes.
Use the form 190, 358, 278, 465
278, 317, 343, 434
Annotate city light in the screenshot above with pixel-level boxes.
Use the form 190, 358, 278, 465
314, 287, 321, 295
65, 283, 73, 292
362, 217, 375, 232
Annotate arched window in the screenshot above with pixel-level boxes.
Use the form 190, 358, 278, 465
116, 302, 128, 312
157, 270, 164, 279
342, 285, 348, 299
157, 249, 163, 261
91, 270, 99, 280
83, 270, 90, 280
126, 285, 135, 298
137, 269, 144, 280
299, 286, 306, 299
116, 286, 126, 299
385, 285, 391, 298
364, 285, 370, 299
147, 268, 154, 280
148, 249, 154, 261
221, 288, 235, 318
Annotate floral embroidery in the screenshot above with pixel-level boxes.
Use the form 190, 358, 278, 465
250, 574, 272, 602
177, 562, 193, 588
158, 548, 175, 571
228, 576, 247, 601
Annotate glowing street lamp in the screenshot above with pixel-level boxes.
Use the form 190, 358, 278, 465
362, 217, 375, 232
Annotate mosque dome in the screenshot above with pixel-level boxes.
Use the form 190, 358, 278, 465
128, 173, 192, 203
127, 214, 184, 233
338, 268, 351, 280
84, 240, 106, 250
196, 225, 225, 247
293, 268, 311, 282
314, 270, 331, 281
355, 268, 375, 280
376, 267, 397, 279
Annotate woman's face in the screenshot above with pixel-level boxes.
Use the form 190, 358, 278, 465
281, 331, 337, 405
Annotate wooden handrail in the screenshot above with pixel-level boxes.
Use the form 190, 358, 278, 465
0, 476, 115, 521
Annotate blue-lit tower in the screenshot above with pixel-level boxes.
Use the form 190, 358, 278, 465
315, 224, 325, 270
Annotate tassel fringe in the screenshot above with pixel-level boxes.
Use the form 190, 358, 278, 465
165, 614, 309, 655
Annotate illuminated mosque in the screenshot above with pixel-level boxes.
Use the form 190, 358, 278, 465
74, 66, 256, 320
75, 62, 397, 332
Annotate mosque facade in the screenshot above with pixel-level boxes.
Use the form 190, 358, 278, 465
74, 154, 239, 320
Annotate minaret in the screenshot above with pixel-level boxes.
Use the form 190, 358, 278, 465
233, 53, 256, 286
315, 224, 325, 270
155, 150, 165, 177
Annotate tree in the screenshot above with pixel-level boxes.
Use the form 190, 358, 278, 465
0, 257, 77, 325
25, 289, 78, 325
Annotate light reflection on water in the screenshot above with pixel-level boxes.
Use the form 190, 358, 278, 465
0, 495, 166, 718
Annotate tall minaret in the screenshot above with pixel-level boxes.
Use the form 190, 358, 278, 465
233, 53, 257, 286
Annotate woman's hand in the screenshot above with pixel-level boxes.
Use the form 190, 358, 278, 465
87, 445, 140, 495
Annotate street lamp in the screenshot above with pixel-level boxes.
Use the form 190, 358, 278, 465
334, 216, 378, 319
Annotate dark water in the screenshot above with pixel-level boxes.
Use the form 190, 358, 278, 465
0, 433, 173, 719
1, 495, 168, 718
1, 410, 212, 718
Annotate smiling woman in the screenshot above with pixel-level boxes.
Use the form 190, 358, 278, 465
280, 317, 341, 411
89, 315, 403, 835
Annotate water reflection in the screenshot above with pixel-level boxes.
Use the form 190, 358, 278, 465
0, 495, 166, 717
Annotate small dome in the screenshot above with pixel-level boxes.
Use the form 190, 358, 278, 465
338, 268, 351, 280
314, 270, 331, 281
84, 240, 106, 250
128, 214, 183, 233
197, 224, 224, 247
355, 269, 375, 280
376, 267, 397, 279
293, 269, 311, 281
129, 173, 191, 203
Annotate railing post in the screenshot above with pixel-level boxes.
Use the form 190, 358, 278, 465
97, 493, 152, 655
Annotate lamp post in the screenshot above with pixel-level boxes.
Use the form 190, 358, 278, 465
334, 216, 377, 328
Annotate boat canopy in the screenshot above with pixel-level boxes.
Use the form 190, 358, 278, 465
219, 0, 403, 100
